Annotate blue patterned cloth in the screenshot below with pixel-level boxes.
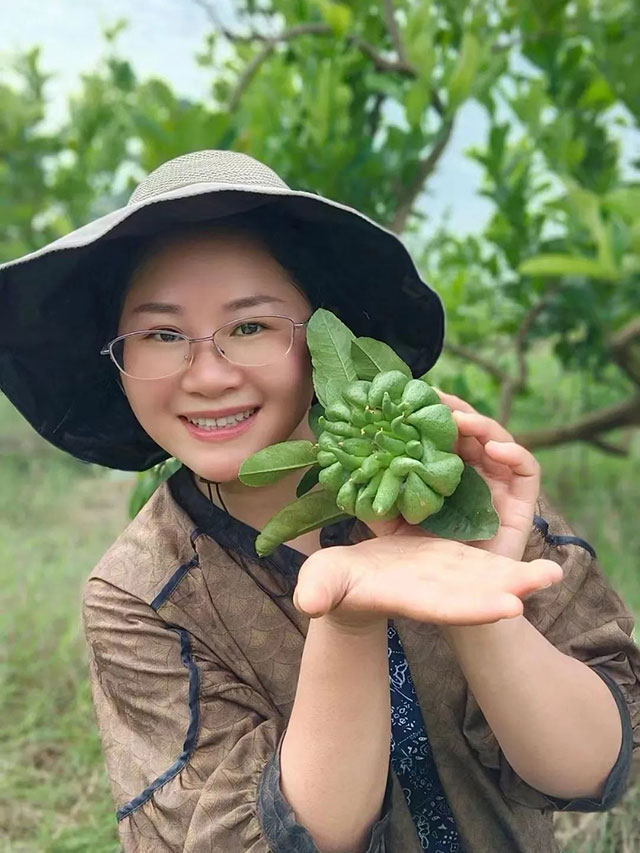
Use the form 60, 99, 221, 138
388, 621, 462, 852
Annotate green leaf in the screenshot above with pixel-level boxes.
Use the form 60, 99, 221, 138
306, 309, 358, 407
351, 337, 412, 381
518, 254, 619, 280
447, 32, 481, 110
418, 465, 499, 540
255, 489, 350, 557
238, 440, 318, 487
317, 0, 352, 37
129, 458, 182, 518
296, 465, 321, 497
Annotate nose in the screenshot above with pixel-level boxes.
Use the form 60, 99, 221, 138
179, 338, 246, 395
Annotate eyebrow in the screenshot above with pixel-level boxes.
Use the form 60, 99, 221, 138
130, 294, 289, 315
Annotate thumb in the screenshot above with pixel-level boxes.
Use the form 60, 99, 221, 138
293, 556, 348, 618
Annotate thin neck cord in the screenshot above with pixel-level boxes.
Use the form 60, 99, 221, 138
200, 478, 229, 513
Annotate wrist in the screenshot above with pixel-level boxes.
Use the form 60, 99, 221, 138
320, 611, 388, 637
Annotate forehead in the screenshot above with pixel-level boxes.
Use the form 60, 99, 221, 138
121, 230, 309, 316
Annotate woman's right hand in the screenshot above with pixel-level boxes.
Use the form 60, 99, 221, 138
293, 520, 563, 630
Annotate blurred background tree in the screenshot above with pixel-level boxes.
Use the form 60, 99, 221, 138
1, 1, 639, 850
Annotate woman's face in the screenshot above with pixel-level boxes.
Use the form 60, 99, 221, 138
117, 229, 315, 483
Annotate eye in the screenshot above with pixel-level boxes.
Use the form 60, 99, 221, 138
142, 329, 184, 343
232, 321, 265, 336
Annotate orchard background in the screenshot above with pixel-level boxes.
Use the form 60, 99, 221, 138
1, 1, 638, 849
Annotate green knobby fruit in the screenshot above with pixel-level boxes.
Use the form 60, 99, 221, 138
406, 404, 458, 452
372, 468, 403, 517
348, 408, 368, 428
336, 479, 358, 514
399, 379, 440, 413
368, 371, 410, 408
318, 461, 348, 494
397, 472, 444, 524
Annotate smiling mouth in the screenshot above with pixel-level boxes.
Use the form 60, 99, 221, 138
180, 408, 259, 431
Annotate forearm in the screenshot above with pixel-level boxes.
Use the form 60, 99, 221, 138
443, 615, 622, 799
280, 615, 390, 853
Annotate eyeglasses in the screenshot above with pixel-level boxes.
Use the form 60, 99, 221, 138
100, 315, 309, 380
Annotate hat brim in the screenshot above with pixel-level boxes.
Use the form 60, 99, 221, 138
0, 183, 445, 470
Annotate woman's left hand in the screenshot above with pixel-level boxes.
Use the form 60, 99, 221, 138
431, 389, 540, 562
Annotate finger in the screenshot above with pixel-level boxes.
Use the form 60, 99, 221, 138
484, 440, 540, 479
502, 558, 564, 598
294, 553, 349, 617
452, 409, 515, 444
432, 388, 478, 415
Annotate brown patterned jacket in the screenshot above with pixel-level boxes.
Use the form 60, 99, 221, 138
82, 467, 640, 852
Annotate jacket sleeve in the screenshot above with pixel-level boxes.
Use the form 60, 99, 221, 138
462, 496, 640, 812
82, 576, 393, 853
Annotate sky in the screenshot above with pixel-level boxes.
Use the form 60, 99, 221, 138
0, 0, 635, 236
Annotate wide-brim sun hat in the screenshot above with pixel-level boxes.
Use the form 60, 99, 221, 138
0, 149, 445, 471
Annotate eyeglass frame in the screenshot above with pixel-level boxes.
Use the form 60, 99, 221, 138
100, 314, 310, 380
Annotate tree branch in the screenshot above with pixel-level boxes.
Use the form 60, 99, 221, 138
608, 316, 640, 387
390, 118, 454, 234
498, 281, 563, 423
193, 1, 444, 116
380, 0, 407, 63
514, 393, 640, 450
443, 342, 511, 384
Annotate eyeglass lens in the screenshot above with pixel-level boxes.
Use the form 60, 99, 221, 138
111, 315, 295, 379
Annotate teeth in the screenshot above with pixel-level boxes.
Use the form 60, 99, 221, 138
187, 409, 256, 429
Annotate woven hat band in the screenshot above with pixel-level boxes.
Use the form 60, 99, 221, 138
128, 150, 290, 206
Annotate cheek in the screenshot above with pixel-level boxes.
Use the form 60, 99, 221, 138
122, 379, 173, 432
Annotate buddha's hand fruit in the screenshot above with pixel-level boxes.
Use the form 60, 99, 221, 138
315, 372, 464, 525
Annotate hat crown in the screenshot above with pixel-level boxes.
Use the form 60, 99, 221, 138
128, 149, 290, 205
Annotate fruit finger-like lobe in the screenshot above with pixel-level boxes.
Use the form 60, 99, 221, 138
390, 415, 420, 442
336, 479, 358, 514
400, 379, 440, 413
340, 437, 373, 456
342, 380, 371, 410
350, 454, 382, 484
406, 404, 458, 452
405, 440, 423, 459
318, 431, 339, 451
419, 451, 465, 497
316, 450, 337, 468
397, 472, 444, 524
373, 430, 406, 456
372, 468, 403, 516
331, 446, 365, 472
354, 470, 384, 522
368, 371, 410, 408
324, 400, 352, 422
318, 417, 361, 438
318, 461, 348, 494
382, 391, 401, 422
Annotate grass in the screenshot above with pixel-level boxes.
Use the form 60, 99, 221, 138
1, 341, 638, 851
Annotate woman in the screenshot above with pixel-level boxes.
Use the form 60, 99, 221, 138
0, 150, 637, 852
